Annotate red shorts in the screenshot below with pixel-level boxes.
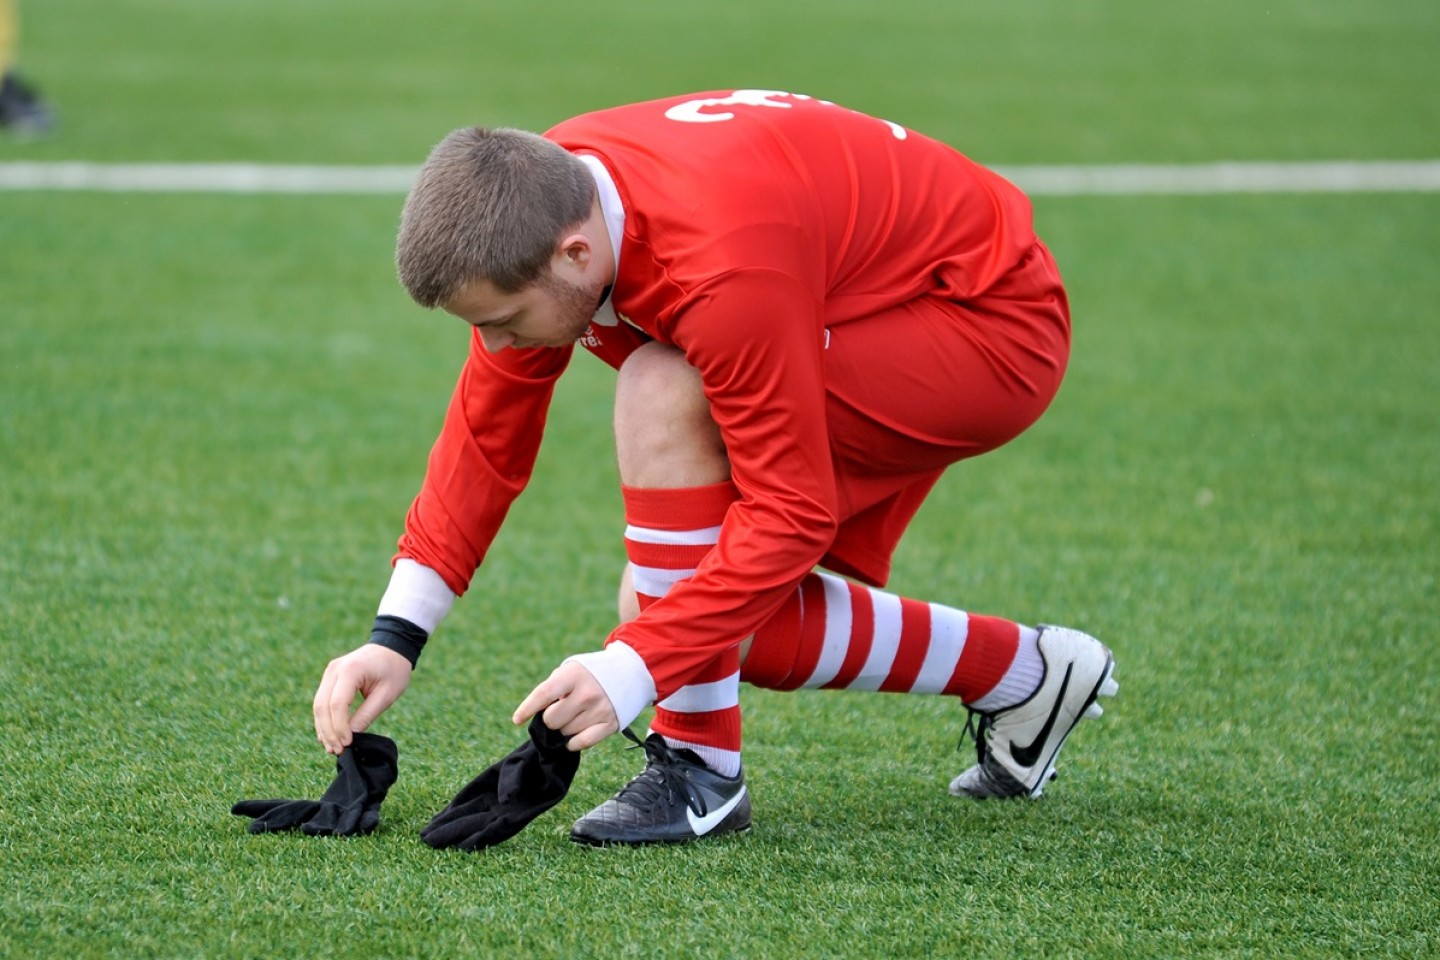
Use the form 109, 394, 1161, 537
819, 241, 1070, 585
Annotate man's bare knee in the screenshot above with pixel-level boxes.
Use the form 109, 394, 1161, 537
615, 343, 728, 487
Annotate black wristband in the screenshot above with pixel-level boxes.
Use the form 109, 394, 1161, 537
368, 614, 429, 668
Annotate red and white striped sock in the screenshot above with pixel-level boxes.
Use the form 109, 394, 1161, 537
623, 482, 743, 776
741, 570, 1045, 710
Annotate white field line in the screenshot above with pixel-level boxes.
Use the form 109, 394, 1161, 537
0, 163, 418, 194
1, 160, 1439, 195
995, 161, 1440, 195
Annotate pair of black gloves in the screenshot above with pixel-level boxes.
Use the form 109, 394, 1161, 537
231, 716, 580, 850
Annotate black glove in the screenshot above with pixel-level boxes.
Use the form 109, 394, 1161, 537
231, 732, 399, 837
421, 715, 581, 851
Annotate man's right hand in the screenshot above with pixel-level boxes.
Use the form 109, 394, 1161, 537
313, 644, 413, 755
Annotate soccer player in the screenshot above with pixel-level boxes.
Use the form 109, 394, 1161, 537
312, 90, 1118, 845
0, 0, 53, 136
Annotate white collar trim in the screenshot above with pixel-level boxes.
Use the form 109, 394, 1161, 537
577, 153, 625, 327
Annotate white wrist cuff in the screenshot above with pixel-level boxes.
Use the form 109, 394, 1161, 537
376, 559, 456, 634
563, 642, 656, 730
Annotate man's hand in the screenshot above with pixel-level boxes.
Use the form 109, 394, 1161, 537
513, 660, 619, 751
313, 644, 413, 755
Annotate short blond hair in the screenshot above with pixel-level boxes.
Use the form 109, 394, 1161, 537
396, 127, 595, 306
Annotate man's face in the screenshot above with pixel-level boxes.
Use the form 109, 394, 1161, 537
442, 269, 605, 352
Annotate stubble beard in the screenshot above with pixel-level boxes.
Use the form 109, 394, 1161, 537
538, 271, 608, 344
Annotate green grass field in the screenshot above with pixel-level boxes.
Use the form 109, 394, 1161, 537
4, 1, 1438, 957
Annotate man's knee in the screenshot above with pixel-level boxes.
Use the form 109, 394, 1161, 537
614, 343, 728, 486
615, 343, 706, 425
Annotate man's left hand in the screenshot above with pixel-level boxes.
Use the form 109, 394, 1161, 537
513, 661, 619, 751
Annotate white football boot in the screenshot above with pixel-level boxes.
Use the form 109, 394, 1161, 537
949, 625, 1118, 799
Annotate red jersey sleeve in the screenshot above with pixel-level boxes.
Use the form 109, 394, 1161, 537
606, 268, 839, 701
395, 330, 572, 595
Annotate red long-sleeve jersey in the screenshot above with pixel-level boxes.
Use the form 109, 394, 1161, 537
397, 90, 1042, 702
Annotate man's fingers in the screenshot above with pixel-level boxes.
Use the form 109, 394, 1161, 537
514, 661, 621, 750
565, 721, 618, 752
348, 673, 405, 737
311, 646, 413, 755
312, 665, 342, 752
326, 679, 358, 752
312, 660, 359, 755
347, 694, 383, 737
541, 696, 583, 734
512, 674, 569, 726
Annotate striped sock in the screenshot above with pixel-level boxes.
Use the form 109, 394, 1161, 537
622, 482, 742, 776
741, 571, 1045, 709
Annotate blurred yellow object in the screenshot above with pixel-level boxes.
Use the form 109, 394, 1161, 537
0, 0, 54, 137
0, 0, 15, 73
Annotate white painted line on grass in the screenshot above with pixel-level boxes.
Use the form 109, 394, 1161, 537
995, 161, 1440, 195
1, 160, 1438, 196
0, 162, 418, 194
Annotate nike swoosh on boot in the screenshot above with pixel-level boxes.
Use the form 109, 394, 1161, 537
1008, 664, 1073, 768
686, 785, 748, 836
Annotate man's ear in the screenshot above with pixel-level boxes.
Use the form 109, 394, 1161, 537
556, 232, 592, 270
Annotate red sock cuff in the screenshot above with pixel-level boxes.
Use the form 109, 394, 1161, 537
944, 615, 1020, 702
652, 705, 743, 753
621, 481, 739, 530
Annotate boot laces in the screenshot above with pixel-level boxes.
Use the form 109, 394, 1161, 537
615, 728, 709, 816
960, 709, 994, 765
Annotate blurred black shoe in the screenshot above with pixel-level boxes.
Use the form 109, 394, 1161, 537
0, 70, 55, 137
